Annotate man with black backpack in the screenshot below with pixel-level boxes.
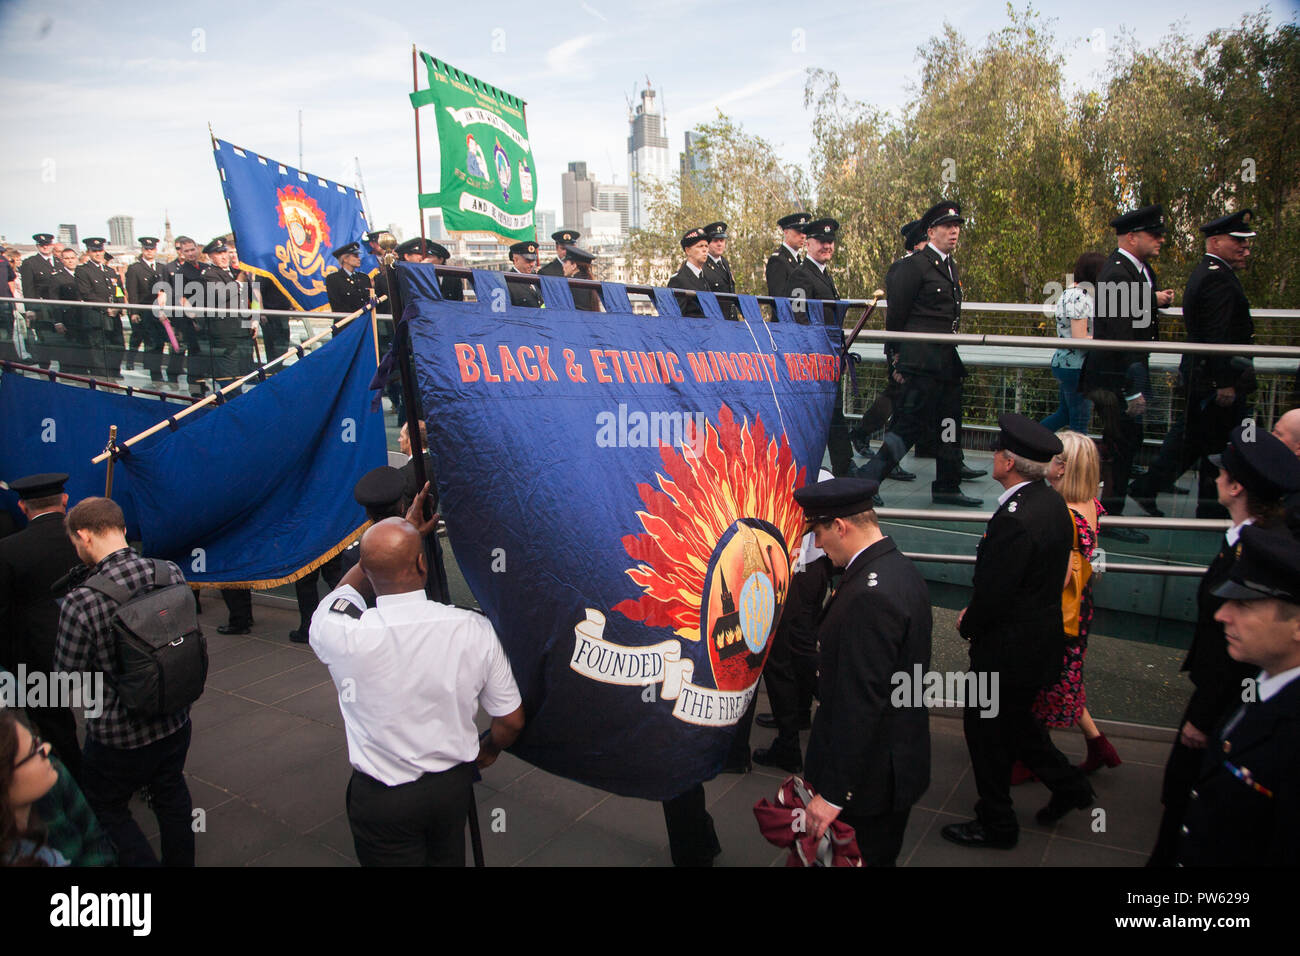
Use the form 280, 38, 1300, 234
55, 497, 205, 866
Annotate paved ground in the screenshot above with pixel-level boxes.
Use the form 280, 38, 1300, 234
128, 595, 1177, 867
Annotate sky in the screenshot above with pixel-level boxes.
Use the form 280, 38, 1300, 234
0, 0, 1292, 245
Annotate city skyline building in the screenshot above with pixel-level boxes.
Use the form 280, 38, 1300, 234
57, 223, 78, 247
107, 214, 134, 247
594, 183, 629, 238
627, 82, 670, 232
536, 208, 556, 241
681, 131, 707, 188
561, 161, 596, 232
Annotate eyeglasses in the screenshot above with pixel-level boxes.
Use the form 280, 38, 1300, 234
14, 734, 50, 770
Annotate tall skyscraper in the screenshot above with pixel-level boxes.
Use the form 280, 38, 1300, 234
536, 209, 556, 241
57, 224, 78, 247
594, 184, 629, 239
561, 162, 596, 232
680, 131, 708, 188
627, 82, 670, 232
108, 215, 134, 247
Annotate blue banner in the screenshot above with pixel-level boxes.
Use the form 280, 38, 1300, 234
402, 265, 841, 800
212, 137, 371, 312
0, 373, 197, 539
119, 317, 386, 586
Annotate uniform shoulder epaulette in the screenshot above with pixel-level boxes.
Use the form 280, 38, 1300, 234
1208, 263, 1220, 270
328, 597, 363, 619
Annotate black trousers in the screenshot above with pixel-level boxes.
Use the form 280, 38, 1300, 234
1091, 388, 1144, 516
662, 784, 720, 866
346, 763, 473, 866
762, 621, 816, 744
222, 588, 253, 627
828, 379, 854, 476
962, 686, 1091, 838
724, 695, 757, 768
861, 372, 963, 491
81, 722, 194, 867
294, 555, 344, 630
1135, 394, 1246, 519
839, 806, 911, 866
1149, 700, 1209, 866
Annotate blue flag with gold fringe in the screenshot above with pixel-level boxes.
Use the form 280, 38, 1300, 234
401, 264, 841, 799
117, 317, 386, 586
212, 136, 371, 312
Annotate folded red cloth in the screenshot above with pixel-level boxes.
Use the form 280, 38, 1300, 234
753, 775, 862, 867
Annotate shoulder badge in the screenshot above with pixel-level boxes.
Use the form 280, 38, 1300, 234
867, 572, 879, 588
1008, 501, 1018, 513
329, 598, 363, 619
1209, 263, 1220, 271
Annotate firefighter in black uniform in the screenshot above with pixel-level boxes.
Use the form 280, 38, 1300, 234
1148, 427, 1300, 865
782, 218, 854, 478
1131, 209, 1257, 520
538, 229, 580, 276
792, 476, 933, 865
943, 414, 1094, 849
19, 233, 61, 368
765, 212, 809, 297
506, 241, 543, 308
1079, 203, 1175, 544
46, 248, 81, 372
325, 241, 373, 315
1177, 526, 1300, 867
858, 201, 982, 506
74, 237, 115, 377
702, 221, 736, 318
125, 237, 167, 382
666, 228, 711, 318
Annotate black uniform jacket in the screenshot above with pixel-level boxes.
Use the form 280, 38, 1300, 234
1082, 250, 1161, 397
0, 511, 80, 670
75, 262, 114, 304
781, 258, 838, 302
804, 537, 932, 814
125, 259, 165, 309
1181, 534, 1259, 733
765, 245, 799, 298
667, 262, 710, 317
506, 268, 543, 308
325, 267, 373, 315
959, 480, 1072, 690
885, 245, 964, 378
1179, 676, 1300, 866
537, 258, 564, 277
20, 254, 60, 302
1179, 254, 1255, 396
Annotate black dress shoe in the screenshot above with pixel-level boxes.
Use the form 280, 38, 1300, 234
720, 759, 751, 775
940, 819, 1017, 849
289, 629, 309, 644
217, 623, 252, 635
851, 435, 873, 457
888, 465, 917, 481
931, 491, 983, 507
1101, 527, 1149, 544
959, 464, 988, 480
1036, 788, 1095, 825
753, 746, 803, 774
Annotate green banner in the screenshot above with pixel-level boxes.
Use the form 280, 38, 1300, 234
411, 53, 536, 243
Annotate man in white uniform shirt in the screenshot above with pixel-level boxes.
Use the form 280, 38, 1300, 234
310, 486, 524, 866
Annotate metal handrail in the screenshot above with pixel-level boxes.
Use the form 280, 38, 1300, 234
877, 508, 1227, 531
901, 551, 1207, 576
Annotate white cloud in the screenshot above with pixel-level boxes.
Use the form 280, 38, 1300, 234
544, 34, 599, 75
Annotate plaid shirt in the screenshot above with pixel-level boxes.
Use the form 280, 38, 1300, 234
34, 755, 117, 866
54, 547, 190, 749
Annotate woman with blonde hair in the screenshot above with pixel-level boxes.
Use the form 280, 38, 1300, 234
1013, 430, 1121, 783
